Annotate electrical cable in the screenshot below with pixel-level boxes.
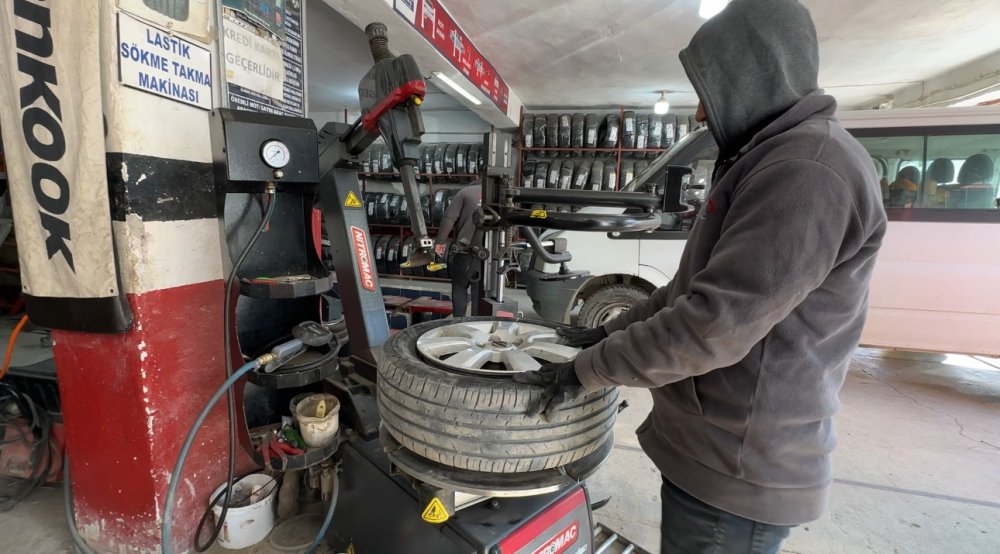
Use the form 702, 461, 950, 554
197, 189, 277, 552
192, 473, 279, 550
0, 382, 52, 513
0, 314, 30, 381
63, 455, 98, 554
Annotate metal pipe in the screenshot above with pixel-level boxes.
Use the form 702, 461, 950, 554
509, 188, 661, 209
521, 227, 571, 264
595, 533, 619, 554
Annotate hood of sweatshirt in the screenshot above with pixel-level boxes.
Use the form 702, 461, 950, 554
679, 0, 820, 158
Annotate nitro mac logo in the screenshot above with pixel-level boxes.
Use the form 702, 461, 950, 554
13, 0, 75, 270
351, 226, 376, 291
532, 522, 578, 554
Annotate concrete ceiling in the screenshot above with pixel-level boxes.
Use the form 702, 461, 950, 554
442, 0, 1000, 110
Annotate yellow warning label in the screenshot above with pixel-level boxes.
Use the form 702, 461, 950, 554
421, 497, 450, 524
530, 209, 548, 219
345, 191, 363, 208
346, 544, 356, 554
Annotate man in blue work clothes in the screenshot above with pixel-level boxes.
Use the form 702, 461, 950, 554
515, 1, 887, 552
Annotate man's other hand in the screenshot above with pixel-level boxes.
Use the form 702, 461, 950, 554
435, 243, 446, 256
512, 360, 583, 420
558, 326, 608, 348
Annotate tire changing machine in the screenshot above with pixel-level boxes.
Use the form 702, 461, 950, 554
211, 23, 676, 554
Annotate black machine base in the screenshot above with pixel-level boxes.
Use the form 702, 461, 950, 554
328, 433, 595, 554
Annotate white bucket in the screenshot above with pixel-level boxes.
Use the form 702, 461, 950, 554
210, 473, 278, 549
293, 393, 341, 448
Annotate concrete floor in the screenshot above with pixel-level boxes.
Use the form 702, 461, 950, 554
588, 348, 1000, 553
2, 334, 998, 552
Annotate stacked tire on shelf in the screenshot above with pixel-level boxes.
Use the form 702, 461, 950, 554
520, 111, 697, 191
363, 142, 484, 180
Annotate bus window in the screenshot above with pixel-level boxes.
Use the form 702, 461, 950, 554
926, 135, 1000, 209
854, 136, 924, 209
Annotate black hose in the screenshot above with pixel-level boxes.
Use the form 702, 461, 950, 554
196, 189, 277, 552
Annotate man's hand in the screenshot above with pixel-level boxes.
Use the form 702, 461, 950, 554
434, 243, 446, 256
512, 360, 583, 420
558, 326, 608, 348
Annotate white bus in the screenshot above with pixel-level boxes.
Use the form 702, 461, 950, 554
523, 107, 1000, 357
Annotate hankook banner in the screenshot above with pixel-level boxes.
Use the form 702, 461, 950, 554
0, 0, 132, 332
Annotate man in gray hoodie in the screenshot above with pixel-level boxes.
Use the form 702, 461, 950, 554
514, 0, 887, 551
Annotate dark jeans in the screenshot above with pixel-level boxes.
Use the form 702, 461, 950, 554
661, 478, 791, 554
449, 252, 477, 317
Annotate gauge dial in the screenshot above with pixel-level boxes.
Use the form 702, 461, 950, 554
261, 140, 291, 169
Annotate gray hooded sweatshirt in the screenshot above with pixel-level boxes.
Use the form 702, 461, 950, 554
574, 0, 887, 526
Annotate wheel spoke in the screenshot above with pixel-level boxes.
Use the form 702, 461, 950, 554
416, 336, 475, 357
502, 349, 542, 373
439, 323, 491, 344
446, 347, 493, 369
523, 342, 581, 363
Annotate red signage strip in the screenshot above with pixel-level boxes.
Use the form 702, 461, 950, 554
498, 488, 586, 553
394, 0, 510, 112
351, 226, 377, 292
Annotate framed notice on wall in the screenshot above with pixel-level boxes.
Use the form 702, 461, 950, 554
223, 0, 305, 117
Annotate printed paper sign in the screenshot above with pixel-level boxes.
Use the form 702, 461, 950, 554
118, 13, 212, 110
223, 13, 286, 101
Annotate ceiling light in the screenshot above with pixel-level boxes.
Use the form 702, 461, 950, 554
699, 0, 730, 19
654, 92, 670, 115
432, 72, 482, 106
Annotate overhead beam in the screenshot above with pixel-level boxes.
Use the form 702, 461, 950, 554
864, 50, 1000, 109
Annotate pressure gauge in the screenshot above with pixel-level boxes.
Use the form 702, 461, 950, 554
261, 140, 291, 169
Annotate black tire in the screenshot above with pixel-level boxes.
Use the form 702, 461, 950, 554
365, 193, 378, 221
572, 161, 590, 190
600, 114, 620, 149
584, 114, 600, 149
386, 236, 402, 275
571, 113, 585, 152
662, 115, 677, 149
636, 113, 649, 151
559, 160, 575, 189
534, 116, 547, 150
456, 145, 470, 176
468, 145, 482, 174
400, 235, 416, 276
522, 159, 536, 188
620, 160, 635, 190
422, 145, 435, 175
588, 159, 604, 191
386, 194, 402, 223
578, 285, 650, 328
432, 189, 447, 226
433, 144, 446, 174
375, 193, 391, 224
546, 114, 559, 155
547, 159, 562, 189
558, 113, 572, 150
534, 161, 550, 189
522, 114, 535, 149
396, 194, 410, 225
374, 235, 392, 275
377, 317, 619, 473
369, 145, 381, 176
602, 160, 617, 191
622, 110, 636, 149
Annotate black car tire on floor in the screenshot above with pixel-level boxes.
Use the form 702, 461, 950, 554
578, 285, 650, 329
377, 317, 619, 473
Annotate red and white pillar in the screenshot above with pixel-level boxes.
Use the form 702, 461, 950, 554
51, 2, 239, 551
